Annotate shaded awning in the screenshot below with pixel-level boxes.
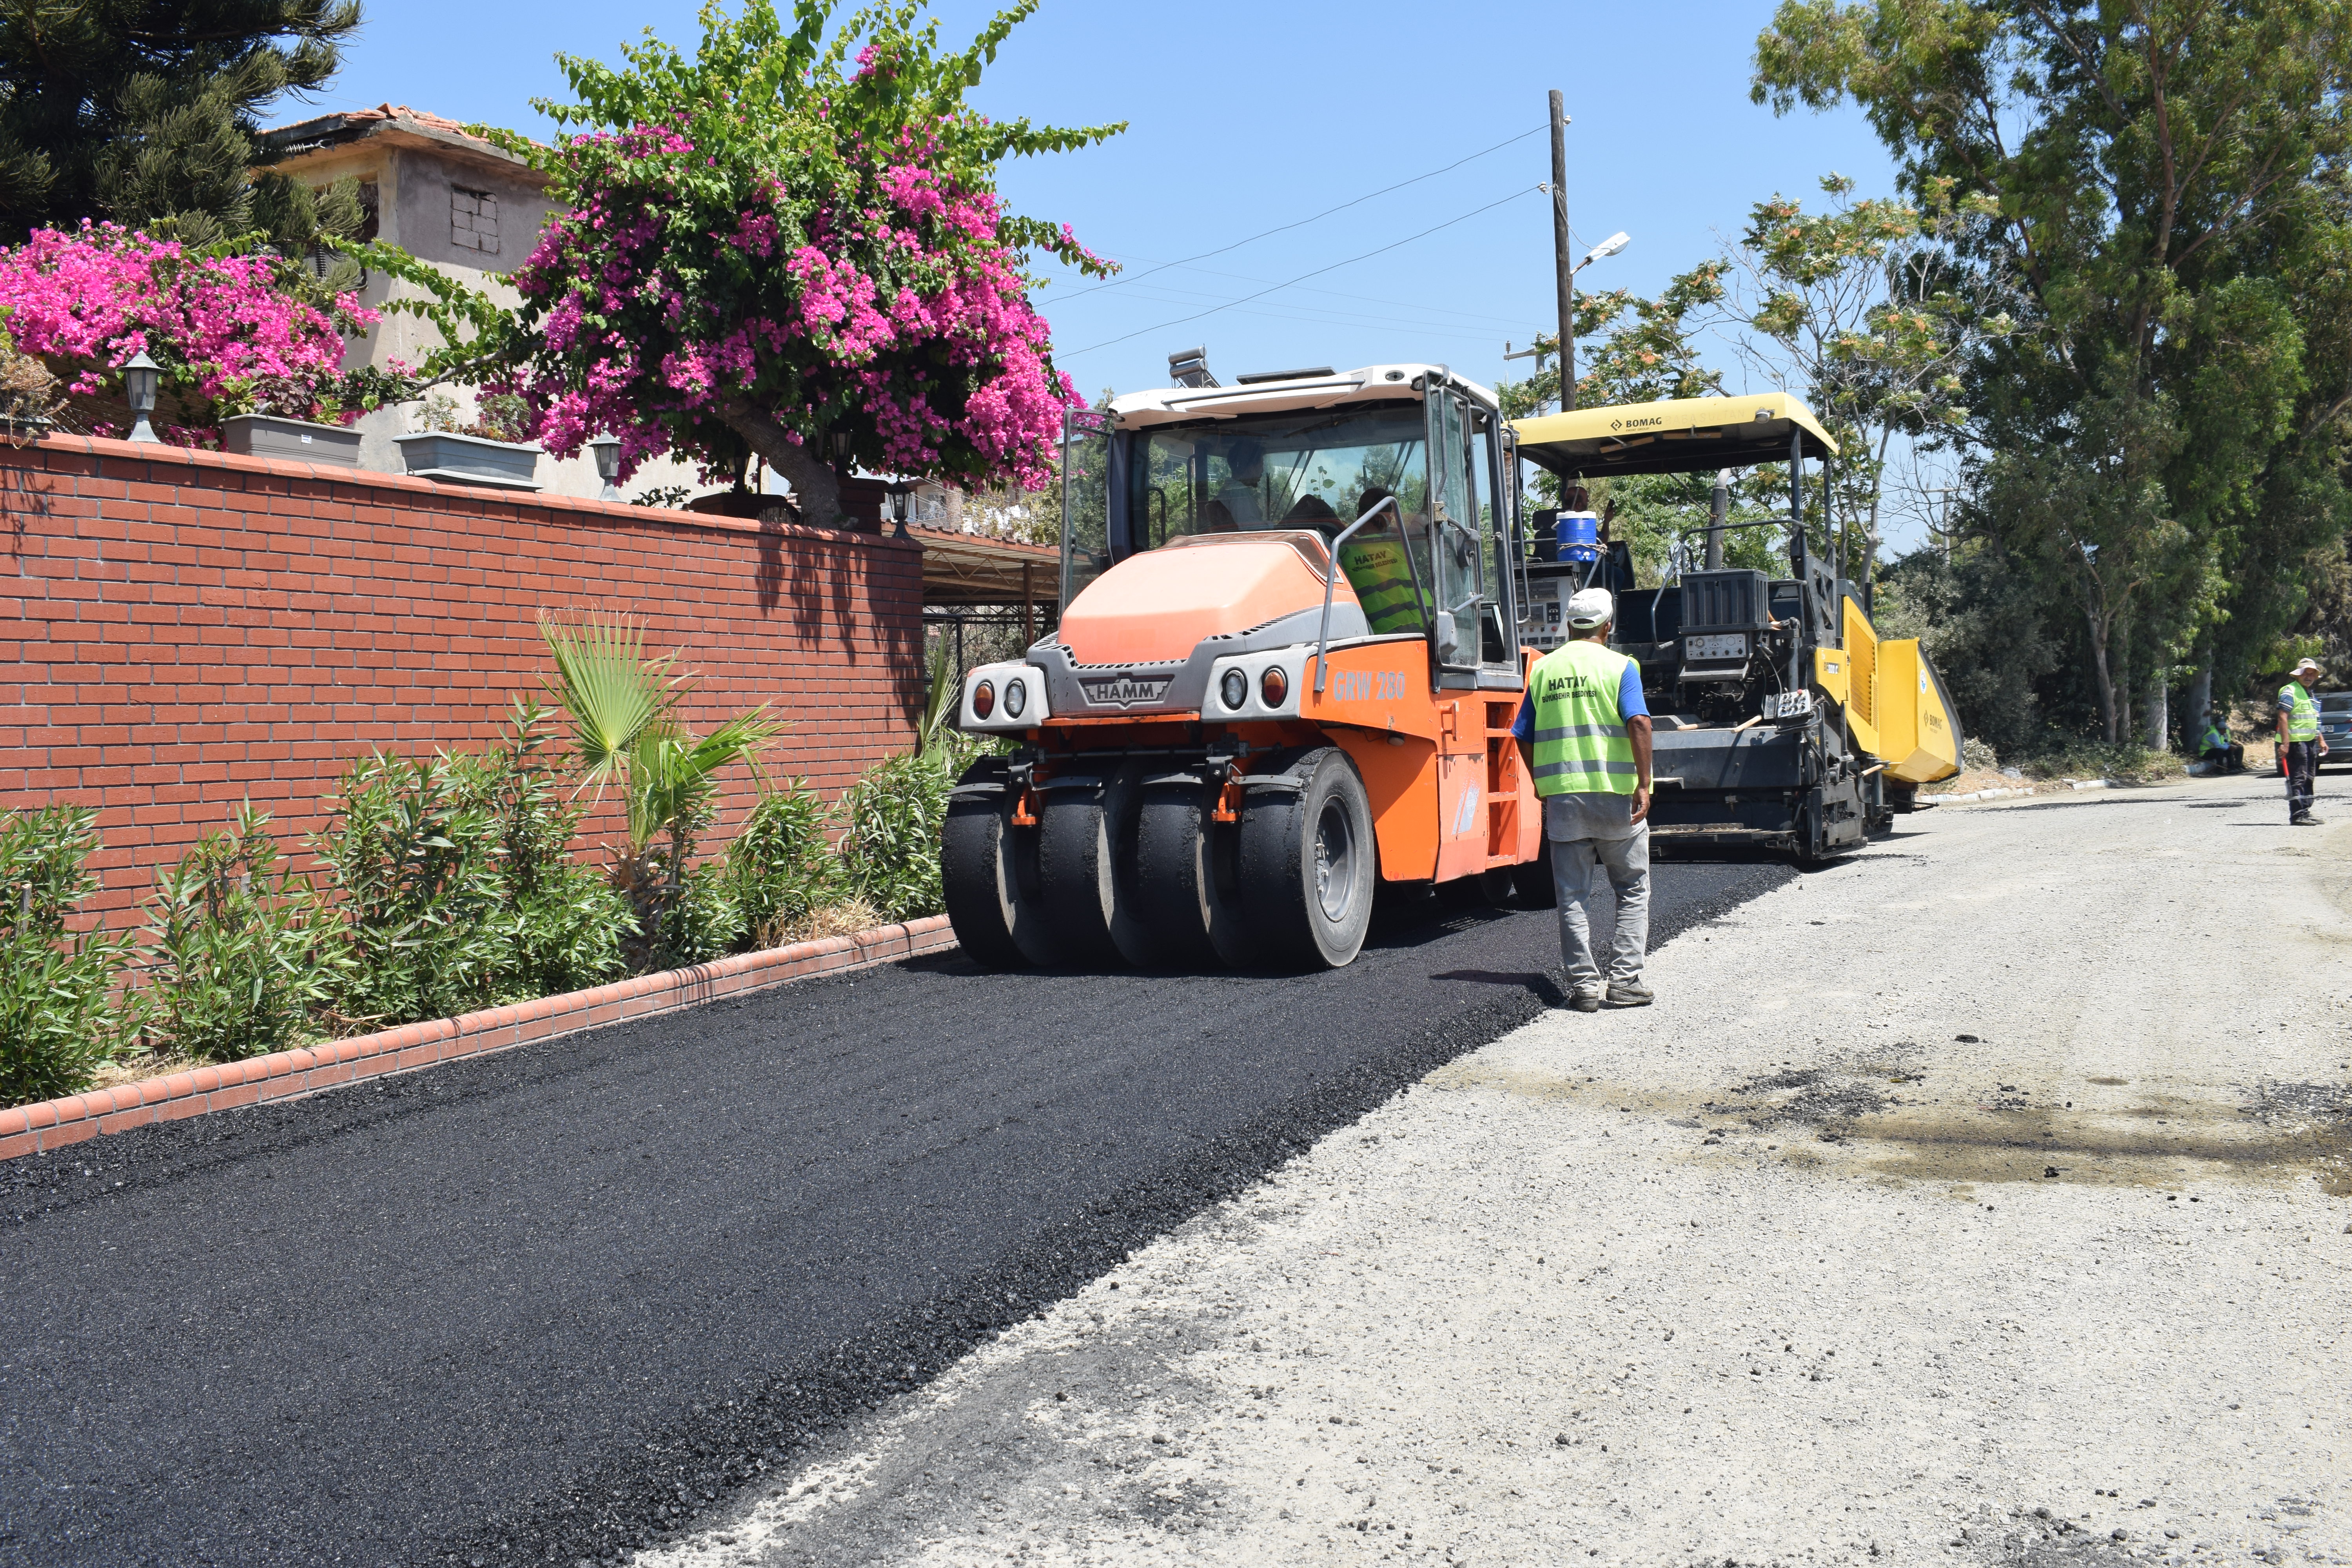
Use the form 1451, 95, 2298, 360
912, 524, 1059, 607
1513, 393, 1839, 479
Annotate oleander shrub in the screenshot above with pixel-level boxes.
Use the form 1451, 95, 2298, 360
726, 782, 840, 950
838, 750, 953, 923
0, 806, 140, 1105
143, 803, 333, 1062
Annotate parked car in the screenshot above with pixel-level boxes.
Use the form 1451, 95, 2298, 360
2320, 691, 2352, 768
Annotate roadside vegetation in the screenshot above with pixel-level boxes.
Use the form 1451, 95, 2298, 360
0, 629, 966, 1110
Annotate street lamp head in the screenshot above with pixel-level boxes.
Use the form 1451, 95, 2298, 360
886, 479, 914, 538
587, 435, 622, 501
122, 350, 162, 444
1580, 231, 1631, 268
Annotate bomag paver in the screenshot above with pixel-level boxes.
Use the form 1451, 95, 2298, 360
1511, 392, 1965, 862
943, 361, 1543, 970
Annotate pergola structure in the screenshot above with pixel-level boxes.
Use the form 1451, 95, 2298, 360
909, 523, 1059, 644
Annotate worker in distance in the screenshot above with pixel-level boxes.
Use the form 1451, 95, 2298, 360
1511, 587, 1655, 1011
2278, 656, 2329, 826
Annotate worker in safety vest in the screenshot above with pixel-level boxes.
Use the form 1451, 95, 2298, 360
1337, 487, 1426, 635
2196, 710, 2243, 775
2278, 657, 2328, 825
1510, 586, 1655, 1011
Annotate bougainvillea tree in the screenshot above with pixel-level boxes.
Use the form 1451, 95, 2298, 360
0, 221, 392, 434
480, 0, 1120, 521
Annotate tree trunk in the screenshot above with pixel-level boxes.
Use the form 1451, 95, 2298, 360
2087, 610, 2118, 744
2188, 660, 2213, 735
714, 396, 844, 524
2144, 673, 2169, 751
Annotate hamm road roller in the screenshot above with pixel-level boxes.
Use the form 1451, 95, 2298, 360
1510, 392, 1964, 861
942, 359, 1546, 970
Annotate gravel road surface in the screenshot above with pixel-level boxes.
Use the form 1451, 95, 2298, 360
0, 861, 1783, 1567
647, 771, 2352, 1568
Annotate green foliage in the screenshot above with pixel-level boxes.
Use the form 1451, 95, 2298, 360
838, 751, 952, 922
0, 0, 363, 248
1752, 0, 2352, 735
1878, 543, 2062, 760
0, 806, 139, 1105
309, 704, 632, 1029
727, 783, 838, 950
537, 613, 779, 958
143, 803, 331, 1062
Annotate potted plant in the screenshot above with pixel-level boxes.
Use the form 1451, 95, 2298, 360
394, 391, 542, 490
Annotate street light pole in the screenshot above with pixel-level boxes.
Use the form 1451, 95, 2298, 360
1549, 90, 1574, 411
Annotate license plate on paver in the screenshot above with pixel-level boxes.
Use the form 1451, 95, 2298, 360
1685, 633, 1748, 660
1767, 689, 1814, 720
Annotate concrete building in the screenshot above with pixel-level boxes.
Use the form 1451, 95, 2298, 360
254, 104, 705, 504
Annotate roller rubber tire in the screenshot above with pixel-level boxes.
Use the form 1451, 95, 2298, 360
1036, 761, 1147, 968
940, 759, 1057, 969
1236, 747, 1377, 969
1131, 776, 1248, 969
1511, 836, 1558, 907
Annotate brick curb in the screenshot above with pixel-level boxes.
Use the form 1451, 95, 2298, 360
0, 915, 958, 1162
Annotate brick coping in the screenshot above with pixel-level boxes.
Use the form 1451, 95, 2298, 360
6, 432, 922, 552
0, 915, 958, 1162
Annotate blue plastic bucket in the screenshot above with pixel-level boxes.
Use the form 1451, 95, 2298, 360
1554, 511, 1601, 563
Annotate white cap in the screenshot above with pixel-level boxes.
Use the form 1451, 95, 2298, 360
2295, 657, 2323, 677
1566, 587, 1614, 628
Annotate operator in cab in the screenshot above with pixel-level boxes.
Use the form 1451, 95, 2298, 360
1202, 438, 1267, 531
1511, 587, 1655, 1012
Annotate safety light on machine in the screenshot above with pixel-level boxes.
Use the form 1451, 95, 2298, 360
1261, 666, 1289, 706
973, 680, 995, 719
1002, 678, 1026, 719
1220, 669, 1248, 710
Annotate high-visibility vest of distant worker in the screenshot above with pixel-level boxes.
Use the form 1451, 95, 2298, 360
2278, 657, 2328, 826
1511, 586, 1655, 1014
2196, 712, 2243, 775
1336, 488, 1427, 635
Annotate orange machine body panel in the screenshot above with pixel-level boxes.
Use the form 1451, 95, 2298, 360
1057, 538, 1360, 665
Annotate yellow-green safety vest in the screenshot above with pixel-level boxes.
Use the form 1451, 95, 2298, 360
1526, 639, 1638, 797
2282, 682, 2319, 741
1337, 536, 1425, 635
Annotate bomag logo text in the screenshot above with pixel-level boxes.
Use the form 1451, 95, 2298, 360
1608, 416, 1666, 432
1328, 670, 1408, 703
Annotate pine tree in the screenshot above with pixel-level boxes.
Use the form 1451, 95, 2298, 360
0, 0, 362, 245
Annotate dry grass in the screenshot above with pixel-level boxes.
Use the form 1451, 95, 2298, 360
89, 1050, 206, 1093
754, 898, 885, 951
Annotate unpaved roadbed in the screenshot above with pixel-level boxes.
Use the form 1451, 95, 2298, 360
659, 772, 2352, 1566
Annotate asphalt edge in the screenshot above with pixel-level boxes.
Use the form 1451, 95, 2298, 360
0, 914, 959, 1161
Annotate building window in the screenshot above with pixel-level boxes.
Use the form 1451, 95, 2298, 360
451, 186, 498, 256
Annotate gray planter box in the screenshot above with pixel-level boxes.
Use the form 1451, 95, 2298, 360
394, 431, 543, 491
221, 414, 363, 466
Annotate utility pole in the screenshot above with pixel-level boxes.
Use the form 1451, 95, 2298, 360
1549, 90, 1574, 411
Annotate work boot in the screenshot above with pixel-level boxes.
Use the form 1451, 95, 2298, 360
2292, 814, 2321, 826
1567, 989, 1604, 1014
1605, 979, 1654, 1008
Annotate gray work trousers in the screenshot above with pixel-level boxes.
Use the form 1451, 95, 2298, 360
1546, 795, 1650, 996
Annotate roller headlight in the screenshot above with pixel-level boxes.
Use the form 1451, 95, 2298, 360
1260, 666, 1289, 707
1220, 669, 1248, 710
1002, 678, 1027, 719
973, 680, 995, 720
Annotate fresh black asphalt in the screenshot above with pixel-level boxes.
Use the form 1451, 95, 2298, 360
0, 864, 1787, 1567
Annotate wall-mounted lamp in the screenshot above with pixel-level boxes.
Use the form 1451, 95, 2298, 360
122, 352, 161, 444
587, 435, 621, 501
886, 480, 913, 539
829, 429, 854, 469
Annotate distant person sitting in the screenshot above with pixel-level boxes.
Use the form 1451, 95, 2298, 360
1201, 439, 1267, 532
2196, 710, 2244, 774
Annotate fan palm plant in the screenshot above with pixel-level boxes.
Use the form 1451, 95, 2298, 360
537, 613, 780, 958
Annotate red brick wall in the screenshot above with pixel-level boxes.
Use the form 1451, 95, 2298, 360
2, 436, 926, 919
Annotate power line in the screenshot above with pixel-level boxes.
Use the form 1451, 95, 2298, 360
1056, 252, 1535, 332
1058, 185, 1543, 359
1050, 124, 1544, 305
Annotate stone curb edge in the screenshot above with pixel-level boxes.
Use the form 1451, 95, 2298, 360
0, 915, 958, 1162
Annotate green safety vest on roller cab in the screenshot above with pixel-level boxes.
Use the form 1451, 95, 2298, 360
1337, 536, 1425, 634
2282, 683, 2320, 741
1527, 639, 1638, 798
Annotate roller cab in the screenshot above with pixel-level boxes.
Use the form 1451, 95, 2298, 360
943, 361, 1542, 971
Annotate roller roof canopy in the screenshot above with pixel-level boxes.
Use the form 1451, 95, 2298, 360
1513, 393, 1839, 478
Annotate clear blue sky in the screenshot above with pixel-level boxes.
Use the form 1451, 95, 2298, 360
310, 0, 1897, 405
